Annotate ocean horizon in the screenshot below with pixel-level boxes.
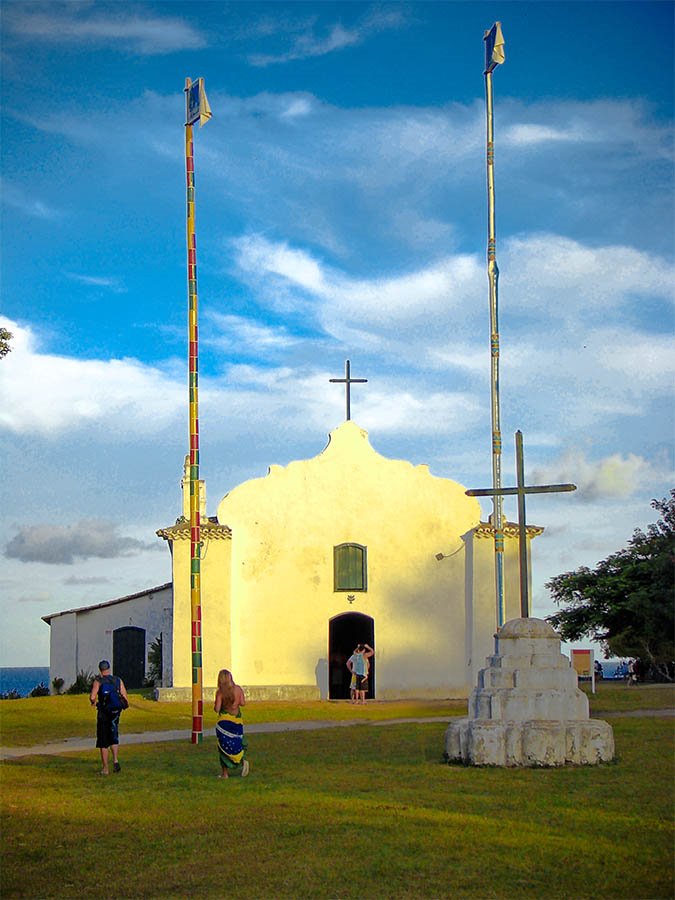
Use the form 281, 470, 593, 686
0, 666, 50, 697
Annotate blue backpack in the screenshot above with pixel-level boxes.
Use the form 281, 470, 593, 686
98, 675, 125, 712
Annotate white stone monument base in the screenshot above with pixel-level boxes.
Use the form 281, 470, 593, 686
445, 617, 615, 767
445, 717, 614, 767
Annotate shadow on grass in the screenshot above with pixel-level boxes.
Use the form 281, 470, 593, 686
2, 719, 673, 898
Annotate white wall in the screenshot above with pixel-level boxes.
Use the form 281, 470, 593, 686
48, 586, 172, 691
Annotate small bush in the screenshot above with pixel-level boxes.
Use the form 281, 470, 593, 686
29, 682, 50, 697
52, 677, 64, 694
66, 670, 95, 694
144, 635, 163, 687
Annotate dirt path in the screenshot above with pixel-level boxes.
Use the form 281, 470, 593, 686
0, 715, 455, 760
2, 710, 672, 760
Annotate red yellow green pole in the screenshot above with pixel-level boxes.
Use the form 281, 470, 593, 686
184, 77, 203, 743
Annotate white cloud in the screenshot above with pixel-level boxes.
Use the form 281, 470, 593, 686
5, 5, 206, 55
532, 450, 662, 501
280, 97, 316, 119
503, 234, 674, 317
358, 389, 482, 435
248, 7, 406, 66
233, 233, 484, 341
501, 98, 673, 159
0, 318, 183, 435
232, 233, 674, 378
0, 179, 63, 220
5, 520, 154, 565
64, 272, 127, 293
206, 313, 301, 352
235, 235, 327, 294
504, 124, 579, 146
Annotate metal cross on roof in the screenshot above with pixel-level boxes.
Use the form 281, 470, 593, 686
466, 430, 576, 618
329, 359, 367, 422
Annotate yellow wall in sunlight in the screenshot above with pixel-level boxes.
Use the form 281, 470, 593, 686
164, 422, 538, 700
163, 466, 232, 692
215, 421, 482, 699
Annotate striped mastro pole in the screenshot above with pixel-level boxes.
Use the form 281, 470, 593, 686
483, 23, 506, 627
185, 77, 203, 743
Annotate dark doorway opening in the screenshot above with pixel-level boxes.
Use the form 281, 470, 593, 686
328, 612, 375, 700
113, 626, 146, 688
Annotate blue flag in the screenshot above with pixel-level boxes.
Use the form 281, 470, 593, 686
186, 78, 212, 127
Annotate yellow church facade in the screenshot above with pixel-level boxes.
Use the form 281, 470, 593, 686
158, 421, 538, 701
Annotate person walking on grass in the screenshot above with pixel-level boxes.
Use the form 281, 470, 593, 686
89, 660, 128, 775
347, 643, 374, 704
214, 668, 250, 778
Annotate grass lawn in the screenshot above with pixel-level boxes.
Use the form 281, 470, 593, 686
0, 696, 466, 747
1, 690, 673, 898
1, 683, 671, 748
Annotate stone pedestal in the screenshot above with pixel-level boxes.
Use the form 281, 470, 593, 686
445, 617, 614, 767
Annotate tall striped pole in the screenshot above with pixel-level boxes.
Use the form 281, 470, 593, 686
484, 24, 506, 627
185, 77, 203, 743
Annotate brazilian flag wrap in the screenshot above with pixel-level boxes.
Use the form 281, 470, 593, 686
216, 712, 246, 769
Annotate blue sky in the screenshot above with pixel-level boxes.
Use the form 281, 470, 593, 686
1, 1, 673, 667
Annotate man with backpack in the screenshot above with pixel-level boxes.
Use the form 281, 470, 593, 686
89, 660, 129, 775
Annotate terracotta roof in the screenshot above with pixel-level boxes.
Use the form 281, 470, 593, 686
474, 521, 544, 539
42, 583, 172, 624
156, 519, 231, 541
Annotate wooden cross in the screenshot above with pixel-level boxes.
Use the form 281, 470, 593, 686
466, 430, 576, 618
329, 359, 368, 421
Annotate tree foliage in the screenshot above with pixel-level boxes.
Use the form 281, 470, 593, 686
0, 327, 12, 359
546, 491, 675, 680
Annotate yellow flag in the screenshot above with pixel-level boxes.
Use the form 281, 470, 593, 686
186, 78, 213, 127
197, 79, 212, 127
484, 22, 505, 74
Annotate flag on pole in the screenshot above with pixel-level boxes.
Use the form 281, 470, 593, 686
484, 22, 505, 74
186, 78, 212, 127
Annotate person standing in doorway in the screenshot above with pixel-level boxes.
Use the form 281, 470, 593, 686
347, 643, 374, 704
90, 660, 128, 775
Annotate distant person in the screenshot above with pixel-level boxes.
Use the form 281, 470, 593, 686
89, 660, 128, 775
594, 660, 603, 679
214, 668, 249, 778
347, 643, 374, 704
628, 659, 638, 686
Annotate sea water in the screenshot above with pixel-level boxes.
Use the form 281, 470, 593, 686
0, 666, 50, 697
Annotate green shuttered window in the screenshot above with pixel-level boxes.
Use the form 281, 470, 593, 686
334, 543, 367, 592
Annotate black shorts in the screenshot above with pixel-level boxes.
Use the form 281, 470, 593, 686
357, 676, 368, 692
96, 711, 121, 748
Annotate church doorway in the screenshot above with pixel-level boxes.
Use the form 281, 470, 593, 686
113, 626, 146, 688
328, 612, 375, 700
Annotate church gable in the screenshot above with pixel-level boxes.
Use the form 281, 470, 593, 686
217, 420, 480, 540
215, 421, 482, 698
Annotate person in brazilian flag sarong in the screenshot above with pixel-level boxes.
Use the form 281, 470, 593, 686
214, 668, 250, 778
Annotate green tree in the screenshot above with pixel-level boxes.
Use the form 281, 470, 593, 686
547, 491, 675, 681
0, 328, 12, 359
